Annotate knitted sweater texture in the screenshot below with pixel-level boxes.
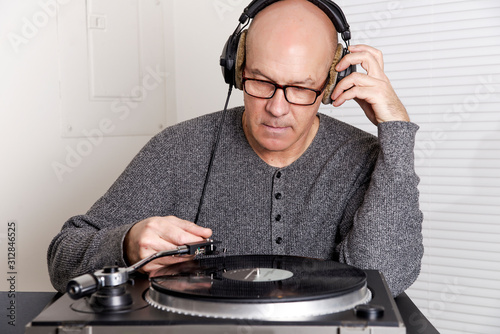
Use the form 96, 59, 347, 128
48, 107, 423, 296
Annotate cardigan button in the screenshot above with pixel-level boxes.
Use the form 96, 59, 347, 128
275, 237, 283, 244
275, 193, 282, 200
275, 214, 282, 222
276, 171, 282, 178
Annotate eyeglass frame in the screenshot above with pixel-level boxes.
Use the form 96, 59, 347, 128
241, 71, 330, 106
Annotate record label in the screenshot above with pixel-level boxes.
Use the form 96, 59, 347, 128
222, 268, 293, 282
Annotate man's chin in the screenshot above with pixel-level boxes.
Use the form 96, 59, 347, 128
257, 139, 293, 153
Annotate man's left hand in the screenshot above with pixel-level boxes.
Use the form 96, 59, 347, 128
330, 44, 409, 125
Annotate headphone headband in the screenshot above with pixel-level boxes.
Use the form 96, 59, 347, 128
220, 0, 355, 98
240, 0, 350, 42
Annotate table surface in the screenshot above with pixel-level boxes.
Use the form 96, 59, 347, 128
1, 290, 439, 334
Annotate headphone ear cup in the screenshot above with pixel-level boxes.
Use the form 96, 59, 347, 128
322, 44, 344, 105
234, 30, 247, 90
220, 29, 244, 88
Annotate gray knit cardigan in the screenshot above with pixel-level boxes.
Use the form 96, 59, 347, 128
48, 107, 423, 296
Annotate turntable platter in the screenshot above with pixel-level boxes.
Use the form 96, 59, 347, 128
146, 255, 372, 319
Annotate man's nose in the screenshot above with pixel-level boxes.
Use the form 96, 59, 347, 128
266, 88, 290, 117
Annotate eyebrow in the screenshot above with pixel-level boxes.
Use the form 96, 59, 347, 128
248, 68, 315, 86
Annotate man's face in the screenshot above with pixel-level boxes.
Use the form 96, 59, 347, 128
241, 1, 335, 165
242, 57, 327, 158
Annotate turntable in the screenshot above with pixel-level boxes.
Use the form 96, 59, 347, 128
26, 240, 406, 333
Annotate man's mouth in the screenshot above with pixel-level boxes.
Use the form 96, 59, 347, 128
263, 123, 289, 130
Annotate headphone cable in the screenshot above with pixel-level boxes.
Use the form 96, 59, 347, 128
194, 84, 233, 224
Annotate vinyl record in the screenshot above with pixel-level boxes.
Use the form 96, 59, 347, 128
146, 255, 372, 319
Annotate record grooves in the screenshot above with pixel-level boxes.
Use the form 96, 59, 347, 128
146, 255, 372, 319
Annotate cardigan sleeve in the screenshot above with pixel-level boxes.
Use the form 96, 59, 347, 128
46, 133, 170, 292
337, 121, 424, 296
46, 114, 215, 292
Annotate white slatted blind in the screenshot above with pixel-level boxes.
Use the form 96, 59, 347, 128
320, 1, 500, 333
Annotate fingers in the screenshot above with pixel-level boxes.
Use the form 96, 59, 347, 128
349, 44, 384, 71
124, 216, 212, 273
331, 72, 383, 105
335, 44, 385, 79
147, 216, 212, 246
330, 44, 410, 124
169, 218, 213, 240
331, 71, 408, 123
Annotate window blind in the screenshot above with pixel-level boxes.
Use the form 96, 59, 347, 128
320, 1, 500, 333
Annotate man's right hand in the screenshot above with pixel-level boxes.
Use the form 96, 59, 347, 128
123, 216, 212, 274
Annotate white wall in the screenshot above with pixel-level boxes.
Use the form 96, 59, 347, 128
172, 0, 245, 122
0, 0, 155, 292
0, 0, 247, 292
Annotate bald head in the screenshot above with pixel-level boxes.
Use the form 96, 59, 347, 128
245, 0, 338, 84
240, 1, 340, 166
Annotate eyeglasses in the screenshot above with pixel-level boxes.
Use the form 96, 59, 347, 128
242, 72, 329, 106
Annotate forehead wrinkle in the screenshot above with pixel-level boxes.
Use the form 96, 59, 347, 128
247, 67, 315, 86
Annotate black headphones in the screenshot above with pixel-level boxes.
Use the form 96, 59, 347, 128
220, 0, 356, 105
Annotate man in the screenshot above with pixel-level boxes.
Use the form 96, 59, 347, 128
48, 0, 423, 296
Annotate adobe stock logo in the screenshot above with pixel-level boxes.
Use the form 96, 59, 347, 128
353, 1, 403, 44
213, 0, 245, 21
7, 0, 73, 53
51, 65, 166, 183
414, 74, 496, 166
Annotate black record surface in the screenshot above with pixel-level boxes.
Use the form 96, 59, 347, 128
149, 255, 367, 303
